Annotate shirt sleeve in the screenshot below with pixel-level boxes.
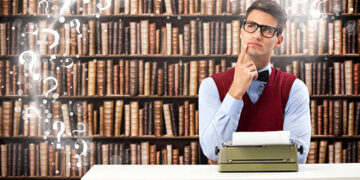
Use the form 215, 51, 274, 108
283, 79, 311, 164
199, 77, 244, 161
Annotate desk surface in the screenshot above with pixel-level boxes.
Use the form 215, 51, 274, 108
81, 163, 360, 180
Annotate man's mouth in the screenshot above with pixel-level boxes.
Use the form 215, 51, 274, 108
248, 42, 262, 47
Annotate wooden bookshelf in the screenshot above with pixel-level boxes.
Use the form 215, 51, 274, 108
0, 0, 360, 178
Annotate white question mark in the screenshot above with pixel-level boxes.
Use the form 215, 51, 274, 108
38, 0, 49, 15
43, 77, 59, 99
22, 24, 39, 37
59, 0, 72, 23
41, 29, 60, 49
70, 19, 82, 37
24, 106, 41, 119
53, 121, 65, 149
19, 50, 42, 81
74, 139, 88, 167
72, 122, 86, 136
60, 58, 74, 69
97, 0, 111, 11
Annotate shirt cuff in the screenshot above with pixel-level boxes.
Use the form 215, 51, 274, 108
218, 93, 244, 119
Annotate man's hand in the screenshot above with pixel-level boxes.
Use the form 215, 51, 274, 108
228, 45, 258, 100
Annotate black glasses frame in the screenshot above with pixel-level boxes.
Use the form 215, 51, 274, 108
243, 20, 278, 38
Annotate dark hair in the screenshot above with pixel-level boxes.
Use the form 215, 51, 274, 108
245, 0, 287, 36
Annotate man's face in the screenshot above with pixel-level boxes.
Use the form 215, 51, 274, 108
240, 9, 283, 58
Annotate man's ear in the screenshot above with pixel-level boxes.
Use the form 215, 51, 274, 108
274, 34, 284, 48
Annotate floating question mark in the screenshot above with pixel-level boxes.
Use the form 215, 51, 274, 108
43, 76, 59, 99
24, 106, 41, 119
59, 58, 74, 69
41, 29, 60, 49
70, 19, 82, 37
38, 0, 49, 15
53, 121, 65, 149
19, 50, 42, 81
59, 0, 72, 23
74, 139, 88, 167
97, 0, 111, 11
72, 122, 86, 136
22, 24, 39, 37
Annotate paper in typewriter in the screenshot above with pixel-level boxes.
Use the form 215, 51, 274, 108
232, 131, 290, 145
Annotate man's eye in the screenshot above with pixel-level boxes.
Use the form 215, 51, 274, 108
263, 27, 273, 33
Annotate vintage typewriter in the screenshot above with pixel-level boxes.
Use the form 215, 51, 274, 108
216, 140, 303, 172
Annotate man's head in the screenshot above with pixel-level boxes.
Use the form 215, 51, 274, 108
240, 0, 287, 67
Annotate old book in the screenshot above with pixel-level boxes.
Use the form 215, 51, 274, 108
203, 22, 210, 55
168, 64, 174, 96
102, 144, 109, 165
334, 141, 342, 163
97, 60, 106, 96
151, 62, 158, 95
343, 100, 348, 135
184, 24, 191, 55
190, 20, 197, 55
149, 23, 156, 54
125, 60, 130, 94
119, 60, 125, 95
130, 101, 139, 136
40, 142, 48, 176
317, 105, 323, 135
13, 101, 22, 136
164, 62, 168, 95
184, 101, 190, 136
144, 62, 151, 96
141, 20, 149, 55
172, 27, 179, 55
130, 22, 137, 54
323, 100, 329, 135
106, 60, 113, 95
2, 101, 12, 137
115, 100, 124, 136
87, 61, 96, 96
310, 100, 317, 135
305, 63, 312, 95
61, 104, 73, 136
157, 68, 163, 96
307, 141, 318, 163
130, 144, 137, 164
163, 104, 174, 136
154, 100, 163, 137
334, 100, 342, 136
344, 60, 353, 95
141, 142, 150, 164
130, 60, 139, 96
354, 63, 359, 94
334, 20, 342, 55
104, 101, 114, 137
114, 65, 119, 94
348, 102, 355, 136
125, 104, 131, 136
189, 61, 198, 96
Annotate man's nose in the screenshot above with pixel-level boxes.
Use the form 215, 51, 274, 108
252, 28, 262, 39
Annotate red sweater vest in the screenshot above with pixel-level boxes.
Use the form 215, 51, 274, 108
211, 67, 297, 131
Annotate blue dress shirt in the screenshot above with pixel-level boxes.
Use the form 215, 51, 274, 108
199, 63, 311, 164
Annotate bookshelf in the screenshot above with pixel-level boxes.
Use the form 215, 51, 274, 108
0, 0, 359, 179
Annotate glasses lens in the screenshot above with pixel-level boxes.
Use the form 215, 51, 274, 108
244, 21, 258, 33
261, 26, 276, 38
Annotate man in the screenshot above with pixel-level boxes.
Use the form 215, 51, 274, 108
199, 0, 311, 164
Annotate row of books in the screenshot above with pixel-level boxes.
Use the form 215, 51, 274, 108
274, 19, 360, 56
1, 0, 358, 16
280, 60, 360, 95
307, 140, 360, 164
0, 59, 230, 97
0, 141, 199, 177
310, 99, 360, 136
0, 100, 199, 138
1, 19, 360, 56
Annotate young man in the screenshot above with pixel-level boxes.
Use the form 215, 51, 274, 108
199, 0, 311, 164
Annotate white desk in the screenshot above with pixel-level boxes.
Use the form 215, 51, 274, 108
81, 163, 360, 180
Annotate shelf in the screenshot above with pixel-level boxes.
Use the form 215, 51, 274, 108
311, 95, 360, 99
0, 95, 198, 100
3, 95, 360, 100
0, 135, 200, 141
1, 54, 360, 60
0, 13, 360, 20
311, 135, 360, 139
0, 176, 80, 180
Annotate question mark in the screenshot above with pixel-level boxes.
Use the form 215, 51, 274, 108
97, 0, 111, 11
59, 0, 72, 23
70, 19, 82, 37
22, 24, 39, 37
72, 122, 86, 136
59, 58, 74, 69
43, 76, 59, 99
41, 29, 60, 49
38, 0, 49, 15
24, 106, 41, 119
19, 50, 42, 81
74, 139, 88, 167
53, 121, 65, 149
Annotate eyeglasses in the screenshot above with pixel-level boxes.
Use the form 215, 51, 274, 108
243, 20, 278, 38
